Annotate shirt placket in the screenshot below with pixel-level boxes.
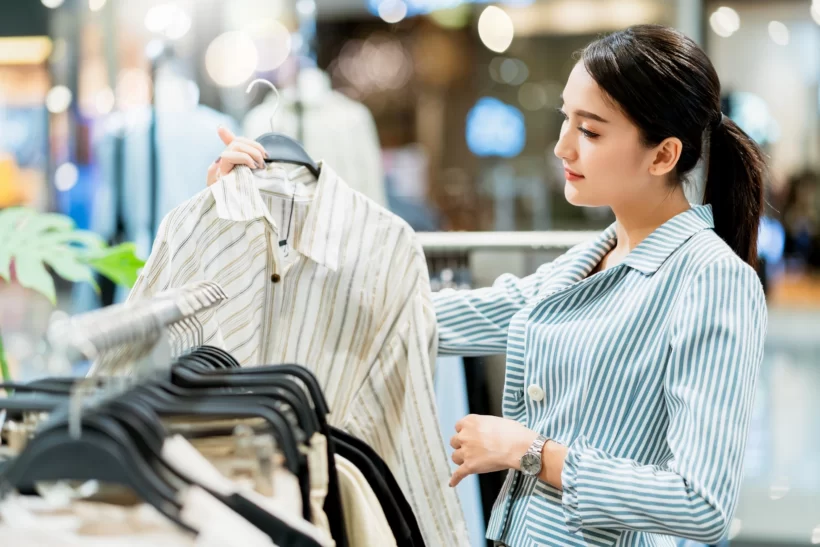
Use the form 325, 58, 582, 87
261, 221, 286, 363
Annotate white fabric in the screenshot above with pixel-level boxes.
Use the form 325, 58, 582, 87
129, 163, 469, 546
163, 435, 333, 547
0, 493, 195, 546
243, 68, 386, 207
335, 454, 397, 547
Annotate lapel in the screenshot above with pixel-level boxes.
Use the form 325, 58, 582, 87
539, 204, 715, 298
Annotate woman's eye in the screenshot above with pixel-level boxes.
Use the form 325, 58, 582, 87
579, 127, 599, 139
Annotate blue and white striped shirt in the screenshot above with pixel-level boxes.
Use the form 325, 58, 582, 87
433, 205, 767, 547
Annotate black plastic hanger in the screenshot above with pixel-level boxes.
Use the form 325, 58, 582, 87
1, 411, 193, 532
246, 79, 320, 178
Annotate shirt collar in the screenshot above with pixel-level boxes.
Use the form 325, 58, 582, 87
580, 204, 715, 276
210, 162, 348, 271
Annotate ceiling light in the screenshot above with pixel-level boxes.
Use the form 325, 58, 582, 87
768, 21, 789, 46
54, 163, 79, 192
379, 0, 408, 23
41, 0, 65, 8
478, 6, 515, 53
46, 85, 73, 114
205, 32, 259, 88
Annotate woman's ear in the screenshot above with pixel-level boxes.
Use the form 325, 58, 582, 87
648, 137, 682, 177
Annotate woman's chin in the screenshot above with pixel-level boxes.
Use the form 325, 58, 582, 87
564, 180, 605, 207
564, 183, 585, 206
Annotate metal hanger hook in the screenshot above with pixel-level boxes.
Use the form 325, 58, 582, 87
246, 78, 281, 132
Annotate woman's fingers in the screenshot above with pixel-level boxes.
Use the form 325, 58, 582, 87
219, 150, 258, 172
451, 449, 464, 466
206, 159, 221, 187
229, 141, 266, 168
217, 125, 236, 146
450, 434, 461, 450
231, 136, 268, 158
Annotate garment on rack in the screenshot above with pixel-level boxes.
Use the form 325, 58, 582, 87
129, 163, 469, 546
335, 454, 397, 547
242, 68, 386, 207
329, 427, 424, 547
331, 434, 412, 546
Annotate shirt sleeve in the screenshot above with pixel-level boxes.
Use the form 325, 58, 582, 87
561, 258, 767, 544
433, 261, 557, 356
340, 239, 471, 547
126, 213, 173, 302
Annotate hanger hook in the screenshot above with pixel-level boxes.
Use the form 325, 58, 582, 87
246, 78, 281, 132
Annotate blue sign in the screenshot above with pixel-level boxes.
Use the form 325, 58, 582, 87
368, 0, 533, 17
466, 97, 526, 158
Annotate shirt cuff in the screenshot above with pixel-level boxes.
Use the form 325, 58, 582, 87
561, 435, 590, 533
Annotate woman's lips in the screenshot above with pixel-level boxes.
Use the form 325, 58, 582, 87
564, 168, 584, 182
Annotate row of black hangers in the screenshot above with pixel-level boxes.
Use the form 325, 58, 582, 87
0, 346, 342, 547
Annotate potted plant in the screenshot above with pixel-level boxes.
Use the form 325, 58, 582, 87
0, 207, 145, 383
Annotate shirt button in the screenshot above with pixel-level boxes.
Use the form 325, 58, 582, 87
270, 273, 281, 283
527, 384, 545, 402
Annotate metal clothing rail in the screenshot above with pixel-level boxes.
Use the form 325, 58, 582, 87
417, 231, 598, 252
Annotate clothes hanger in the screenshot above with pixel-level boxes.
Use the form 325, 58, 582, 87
246, 79, 320, 178
1, 405, 193, 532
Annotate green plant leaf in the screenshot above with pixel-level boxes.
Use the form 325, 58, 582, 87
0, 208, 34, 281
81, 243, 145, 289
14, 255, 56, 304
0, 208, 141, 302
46, 252, 100, 292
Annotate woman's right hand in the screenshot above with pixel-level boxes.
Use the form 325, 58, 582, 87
206, 126, 269, 187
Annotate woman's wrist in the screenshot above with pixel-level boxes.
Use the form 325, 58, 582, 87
507, 429, 540, 470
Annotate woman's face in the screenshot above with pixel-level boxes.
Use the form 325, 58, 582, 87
554, 62, 663, 209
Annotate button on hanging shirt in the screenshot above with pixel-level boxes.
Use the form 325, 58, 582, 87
129, 164, 470, 547
434, 205, 767, 547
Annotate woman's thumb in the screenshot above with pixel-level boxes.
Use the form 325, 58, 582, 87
217, 125, 235, 146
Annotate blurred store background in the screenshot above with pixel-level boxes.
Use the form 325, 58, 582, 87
0, 0, 819, 545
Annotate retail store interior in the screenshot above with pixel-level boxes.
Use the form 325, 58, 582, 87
0, 0, 819, 546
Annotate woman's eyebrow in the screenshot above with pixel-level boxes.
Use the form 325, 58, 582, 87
559, 95, 611, 123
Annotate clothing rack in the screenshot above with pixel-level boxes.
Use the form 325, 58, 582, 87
48, 280, 228, 377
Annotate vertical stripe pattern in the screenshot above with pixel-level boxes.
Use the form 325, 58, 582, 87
129, 164, 470, 547
434, 205, 767, 547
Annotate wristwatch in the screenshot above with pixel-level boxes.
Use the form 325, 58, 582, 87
519, 434, 549, 476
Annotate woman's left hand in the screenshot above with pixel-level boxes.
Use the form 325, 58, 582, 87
449, 414, 539, 487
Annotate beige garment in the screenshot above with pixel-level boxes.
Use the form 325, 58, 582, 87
304, 432, 331, 536
163, 435, 333, 547
189, 433, 303, 520
335, 455, 397, 547
0, 494, 196, 546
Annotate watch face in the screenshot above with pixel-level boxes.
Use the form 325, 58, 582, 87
520, 453, 541, 476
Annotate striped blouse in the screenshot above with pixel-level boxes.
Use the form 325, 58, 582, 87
128, 163, 470, 547
434, 204, 767, 547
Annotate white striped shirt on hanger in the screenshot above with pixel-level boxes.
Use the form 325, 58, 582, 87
128, 163, 470, 547
434, 204, 767, 547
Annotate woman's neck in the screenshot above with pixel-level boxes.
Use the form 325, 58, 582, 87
611, 191, 692, 255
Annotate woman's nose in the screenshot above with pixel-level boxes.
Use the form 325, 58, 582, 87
553, 127, 575, 161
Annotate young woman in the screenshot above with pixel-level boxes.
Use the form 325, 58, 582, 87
210, 25, 767, 547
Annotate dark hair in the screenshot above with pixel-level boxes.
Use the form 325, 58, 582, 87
581, 25, 766, 267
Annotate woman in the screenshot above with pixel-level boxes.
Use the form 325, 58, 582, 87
209, 25, 767, 547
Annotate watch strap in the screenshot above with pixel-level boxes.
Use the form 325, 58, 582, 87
529, 434, 548, 456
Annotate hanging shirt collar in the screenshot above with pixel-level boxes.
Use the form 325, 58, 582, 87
210, 162, 347, 271
580, 204, 715, 276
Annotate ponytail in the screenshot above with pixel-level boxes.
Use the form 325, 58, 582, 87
704, 114, 766, 268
